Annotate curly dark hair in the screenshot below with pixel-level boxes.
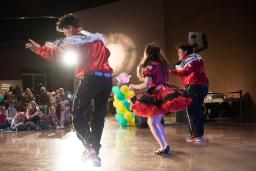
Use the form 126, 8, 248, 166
137, 43, 170, 80
56, 13, 81, 32
175, 43, 195, 54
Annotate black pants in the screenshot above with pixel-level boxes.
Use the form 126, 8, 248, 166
72, 74, 112, 154
185, 84, 208, 137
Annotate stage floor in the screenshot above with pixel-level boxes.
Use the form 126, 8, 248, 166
0, 117, 256, 171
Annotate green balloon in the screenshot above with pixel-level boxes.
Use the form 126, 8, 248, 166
122, 100, 130, 110
116, 92, 125, 100
119, 119, 128, 127
115, 113, 124, 121
112, 86, 120, 94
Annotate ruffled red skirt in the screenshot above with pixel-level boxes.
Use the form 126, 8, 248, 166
130, 85, 192, 117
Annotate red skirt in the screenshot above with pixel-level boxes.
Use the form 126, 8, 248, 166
130, 85, 192, 117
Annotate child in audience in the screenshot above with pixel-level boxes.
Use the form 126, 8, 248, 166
0, 106, 8, 129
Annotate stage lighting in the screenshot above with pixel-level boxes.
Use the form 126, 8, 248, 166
108, 43, 126, 72
105, 33, 137, 75
62, 50, 78, 66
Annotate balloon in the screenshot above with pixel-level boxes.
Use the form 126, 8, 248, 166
112, 86, 120, 94
116, 99, 123, 106
116, 92, 125, 101
113, 99, 122, 108
120, 85, 129, 94
117, 106, 127, 114
119, 119, 128, 127
122, 99, 130, 110
112, 84, 136, 127
125, 91, 135, 99
124, 111, 132, 121
115, 113, 124, 121
131, 118, 136, 126
113, 101, 118, 108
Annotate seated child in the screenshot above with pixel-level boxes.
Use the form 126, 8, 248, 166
0, 106, 8, 129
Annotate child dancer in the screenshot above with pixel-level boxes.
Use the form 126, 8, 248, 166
171, 43, 209, 143
129, 43, 192, 155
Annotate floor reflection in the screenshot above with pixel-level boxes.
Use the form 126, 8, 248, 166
0, 118, 256, 171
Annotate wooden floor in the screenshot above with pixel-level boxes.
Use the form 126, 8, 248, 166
0, 117, 256, 171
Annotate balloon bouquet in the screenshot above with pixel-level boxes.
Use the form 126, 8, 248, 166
112, 72, 136, 127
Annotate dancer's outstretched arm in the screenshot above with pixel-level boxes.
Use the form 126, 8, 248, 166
25, 39, 64, 61
129, 77, 152, 90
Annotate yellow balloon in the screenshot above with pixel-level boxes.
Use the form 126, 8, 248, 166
122, 91, 129, 98
117, 106, 127, 114
127, 118, 136, 127
131, 118, 136, 126
129, 91, 135, 96
123, 106, 129, 114
125, 91, 135, 99
124, 111, 132, 121
113, 101, 118, 108
117, 100, 123, 107
113, 99, 122, 108
120, 85, 129, 94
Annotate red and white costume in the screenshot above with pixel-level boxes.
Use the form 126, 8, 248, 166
35, 30, 112, 78
171, 53, 209, 87
131, 62, 192, 117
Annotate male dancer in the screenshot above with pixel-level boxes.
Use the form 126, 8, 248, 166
171, 43, 209, 143
26, 13, 113, 166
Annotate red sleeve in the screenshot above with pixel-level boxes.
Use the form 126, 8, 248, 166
171, 69, 189, 76
172, 60, 204, 76
35, 46, 64, 61
142, 65, 155, 77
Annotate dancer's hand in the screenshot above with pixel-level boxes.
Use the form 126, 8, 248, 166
128, 84, 135, 90
25, 39, 41, 52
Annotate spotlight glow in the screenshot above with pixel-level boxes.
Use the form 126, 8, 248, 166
108, 43, 126, 72
62, 50, 78, 66
106, 33, 137, 75
54, 131, 101, 171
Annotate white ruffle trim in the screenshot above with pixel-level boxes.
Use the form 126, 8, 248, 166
175, 53, 202, 70
45, 32, 107, 48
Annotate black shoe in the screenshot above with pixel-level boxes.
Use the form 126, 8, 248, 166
164, 145, 170, 154
87, 150, 101, 167
154, 145, 170, 155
